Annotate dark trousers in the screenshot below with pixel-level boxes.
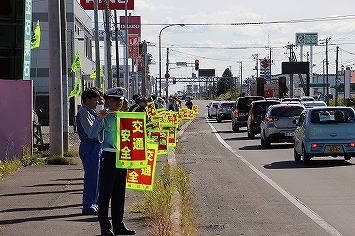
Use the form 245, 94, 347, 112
98, 151, 127, 233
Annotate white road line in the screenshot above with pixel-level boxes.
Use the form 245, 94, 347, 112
207, 119, 343, 236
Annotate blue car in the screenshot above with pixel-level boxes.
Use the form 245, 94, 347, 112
293, 107, 355, 165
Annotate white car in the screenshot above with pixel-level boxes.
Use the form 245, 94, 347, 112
293, 107, 355, 165
207, 101, 219, 118
301, 101, 327, 108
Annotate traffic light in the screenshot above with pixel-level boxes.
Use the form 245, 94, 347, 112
172, 77, 176, 84
195, 59, 199, 70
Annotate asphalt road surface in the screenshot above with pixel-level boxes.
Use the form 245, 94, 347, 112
176, 100, 355, 236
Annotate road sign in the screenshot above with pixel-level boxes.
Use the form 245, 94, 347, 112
261, 59, 270, 69
295, 33, 318, 45
176, 62, 187, 66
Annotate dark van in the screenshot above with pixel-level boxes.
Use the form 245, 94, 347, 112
231, 96, 264, 132
246, 100, 280, 138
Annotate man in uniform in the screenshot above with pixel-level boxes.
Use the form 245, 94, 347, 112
88, 87, 136, 236
76, 87, 103, 215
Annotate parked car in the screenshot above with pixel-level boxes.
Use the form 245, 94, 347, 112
207, 101, 219, 118
246, 100, 280, 138
301, 100, 327, 108
260, 103, 304, 148
300, 96, 315, 102
231, 96, 264, 132
293, 107, 355, 165
216, 101, 234, 122
280, 97, 301, 103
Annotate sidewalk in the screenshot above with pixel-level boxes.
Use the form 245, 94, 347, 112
0, 156, 151, 236
0, 119, 192, 236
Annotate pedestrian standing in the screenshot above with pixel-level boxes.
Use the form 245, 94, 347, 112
76, 87, 103, 215
88, 87, 136, 236
185, 97, 193, 109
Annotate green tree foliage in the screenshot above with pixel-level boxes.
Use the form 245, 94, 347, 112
217, 68, 235, 96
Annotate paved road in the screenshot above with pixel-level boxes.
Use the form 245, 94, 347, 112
178, 100, 333, 235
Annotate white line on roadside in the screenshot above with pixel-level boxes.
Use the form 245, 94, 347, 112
207, 119, 343, 236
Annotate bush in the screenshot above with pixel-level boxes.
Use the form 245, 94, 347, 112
45, 155, 77, 165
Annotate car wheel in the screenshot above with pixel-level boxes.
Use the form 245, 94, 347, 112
294, 148, 301, 161
344, 154, 351, 160
302, 146, 311, 165
232, 124, 239, 132
264, 138, 271, 148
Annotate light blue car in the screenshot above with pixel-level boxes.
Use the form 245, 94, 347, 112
293, 107, 355, 165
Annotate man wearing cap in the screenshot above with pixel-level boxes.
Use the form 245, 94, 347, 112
76, 87, 103, 215
88, 87, 136, 236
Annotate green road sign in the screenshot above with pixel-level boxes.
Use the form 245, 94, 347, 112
295, 33, 318, 46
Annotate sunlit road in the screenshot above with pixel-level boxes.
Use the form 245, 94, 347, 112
177, 100, 355, 236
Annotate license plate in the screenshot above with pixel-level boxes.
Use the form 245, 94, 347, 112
327, 145, 341, 152
239, 112, 245, 116
285, 131, 294, 136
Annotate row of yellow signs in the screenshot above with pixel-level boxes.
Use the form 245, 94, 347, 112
113, 103, 198, 191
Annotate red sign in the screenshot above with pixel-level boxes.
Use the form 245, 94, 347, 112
120, 15, 141, 37
80, 0, 134, 10
116, 113, 147, 169
126, 142, 158, 191
128, 36, 139, 58
261, 59, 270, 69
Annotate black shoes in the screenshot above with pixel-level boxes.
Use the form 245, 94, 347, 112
114, 222, 136, 235
113, 229, 136, 235
101, 230, 114, 236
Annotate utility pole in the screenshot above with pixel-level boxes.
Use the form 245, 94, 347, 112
325, 38, 331, 105
165, 47, 169, 99
48, 0, 63, 156
60, 0, 69, 152
114, 10, 119, 88
335, 46, 339, 106
94, 0, 100, 87
141, 40, 147, 96
103, 0, 112, 89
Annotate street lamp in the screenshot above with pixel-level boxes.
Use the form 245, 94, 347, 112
158, 24, 184, 97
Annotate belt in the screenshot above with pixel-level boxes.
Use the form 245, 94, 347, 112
103, 148, 116, 152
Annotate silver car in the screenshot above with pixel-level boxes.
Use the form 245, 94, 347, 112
294, 107, 355, 165
260, 103, 304, 148
207, 101, 219, 118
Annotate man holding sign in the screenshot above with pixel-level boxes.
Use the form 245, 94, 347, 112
89, 87, 136, 236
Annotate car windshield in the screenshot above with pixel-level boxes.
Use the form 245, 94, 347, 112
270, 106, 303, 117
221, 103, 233, 109
253, 102, 280, 116
311, 109, 355, 123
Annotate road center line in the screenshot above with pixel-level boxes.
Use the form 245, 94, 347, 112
207, 119, 343, 236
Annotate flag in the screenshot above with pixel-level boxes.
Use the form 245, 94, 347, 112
68, 76, 81, 98
90, 64, 104, 79
71, 51, 81, 72
31, 20, 41, 49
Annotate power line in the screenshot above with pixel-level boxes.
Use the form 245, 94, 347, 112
142, 15, 355, 26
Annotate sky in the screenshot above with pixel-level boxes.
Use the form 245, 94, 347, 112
85, 0, 355, 94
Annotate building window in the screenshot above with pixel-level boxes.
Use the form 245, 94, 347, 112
84, 35, 92, 60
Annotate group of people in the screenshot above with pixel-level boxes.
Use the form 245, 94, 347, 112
76, 87, 193, 235
76, 87, 136, 236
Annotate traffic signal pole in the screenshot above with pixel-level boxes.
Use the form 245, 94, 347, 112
165, 47, 169, 99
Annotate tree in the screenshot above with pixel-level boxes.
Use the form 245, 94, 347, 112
217, 68, 235, 96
